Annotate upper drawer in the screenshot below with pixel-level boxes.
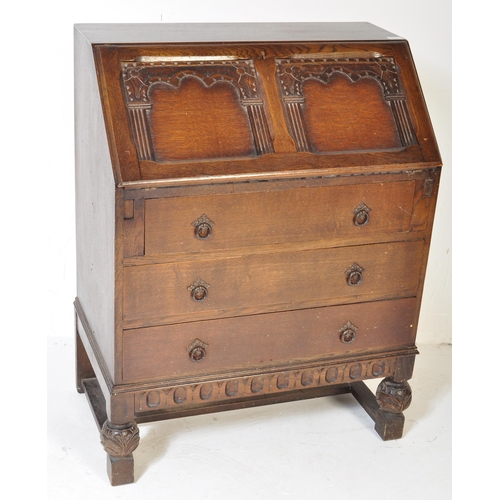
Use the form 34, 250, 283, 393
144, 181, 415, 256
123, 239, 424, 328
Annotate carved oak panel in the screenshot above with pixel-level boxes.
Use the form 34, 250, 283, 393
121, 58, 274, 162
275, 56, 417, 153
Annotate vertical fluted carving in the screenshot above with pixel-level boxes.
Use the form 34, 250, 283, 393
244, 101, 274, 155
128, 104, 154, 160
388, 97, 417, 147
283, 96, 311, 152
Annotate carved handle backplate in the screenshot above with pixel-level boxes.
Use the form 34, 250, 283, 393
187, 278, 210, 302
339, 321, 358, 344
352, 202, 371, 227
345, 263, 364, 286
192, 214, 215, 240
187, 339, 208, 362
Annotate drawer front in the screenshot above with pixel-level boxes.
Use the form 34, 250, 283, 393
144, 181, 415, 255
122, 297, 417, 383
123, 240, 424, 327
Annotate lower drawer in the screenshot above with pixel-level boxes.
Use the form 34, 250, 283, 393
122, 297, 417, 383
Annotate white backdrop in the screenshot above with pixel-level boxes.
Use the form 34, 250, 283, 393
0, 0, 468, 497
5, 1, 454, 491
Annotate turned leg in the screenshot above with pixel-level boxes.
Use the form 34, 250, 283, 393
373, 377, 412, 440
80, 376, 139, 486
350, 355, 415, 441
351, 377, 412, 440
100, 420, 140, 486
351, 378, 412, 440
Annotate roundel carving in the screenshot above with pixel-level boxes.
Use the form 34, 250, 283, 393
250, 377, 265, 394
371, 361, 386, 377
199, 383, 214, 401
225, 379, 239, 397
276, 372, 290, 390
325, 367, 339, 383
146, 390, 161, 408
349, 363, 363, 380
301, 370, 315, 386
173, 387, 188, 404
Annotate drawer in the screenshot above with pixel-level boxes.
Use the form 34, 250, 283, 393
122, 297, 417, 383
144, 181, 415, 255
123, 240, 424, 327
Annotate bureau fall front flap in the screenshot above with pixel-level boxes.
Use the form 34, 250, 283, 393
93, 40, 440, 184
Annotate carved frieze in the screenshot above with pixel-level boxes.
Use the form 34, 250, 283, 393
135, 356, 401, 413
122, 59, 261, 103
276, 56, 402, 97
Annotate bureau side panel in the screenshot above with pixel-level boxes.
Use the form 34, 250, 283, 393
74, 27, 116, 381
409, 167, 442, 336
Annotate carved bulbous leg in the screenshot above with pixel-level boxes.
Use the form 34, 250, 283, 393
100, 420, 140, 486
376, 377, 412, 413
374, 377, 412, 440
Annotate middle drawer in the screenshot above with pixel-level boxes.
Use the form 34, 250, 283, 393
123, 240, 424, 328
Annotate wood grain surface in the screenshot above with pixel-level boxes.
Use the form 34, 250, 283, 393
122, 297, 417, 383
123, 240, 424, 328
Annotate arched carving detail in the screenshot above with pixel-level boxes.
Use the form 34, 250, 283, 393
275, 56, 417, 151
121, 59, 273, 160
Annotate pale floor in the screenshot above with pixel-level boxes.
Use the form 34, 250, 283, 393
48, 340, 451, 500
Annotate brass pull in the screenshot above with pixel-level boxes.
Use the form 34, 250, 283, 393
352, 202, 371, 227
187, 339, 208, 361
192, 214, 215, 239
345, 263, 364, 286
187, 278, 210, 302
339, 321, 357, 344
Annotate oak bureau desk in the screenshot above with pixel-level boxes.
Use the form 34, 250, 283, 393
74, 22, 441, 485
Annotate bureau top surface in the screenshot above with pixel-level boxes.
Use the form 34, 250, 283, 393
75, 22, 403, 44
75, 23, 441, 187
